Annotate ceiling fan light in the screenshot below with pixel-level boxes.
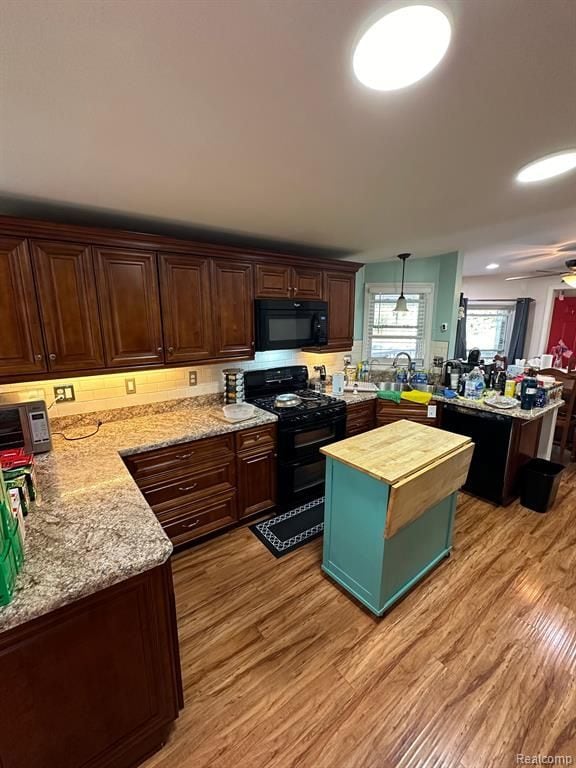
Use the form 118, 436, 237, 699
562, 274, 576, 287
394, 295, 409, 312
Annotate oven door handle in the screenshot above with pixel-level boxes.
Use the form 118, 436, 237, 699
283, 416, 345, 436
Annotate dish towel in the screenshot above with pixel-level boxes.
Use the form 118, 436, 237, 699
377, 390, 402, 404
401, 390, 433, 405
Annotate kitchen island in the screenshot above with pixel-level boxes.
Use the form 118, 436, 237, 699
0, 396, 277, 768
435, 395, 563, 505
320, 420, 473, 616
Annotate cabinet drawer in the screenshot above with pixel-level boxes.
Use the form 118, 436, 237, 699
125, 434, 234, 481
142, 459, 235, 511
376, 400, 436, 426
159, 492, 237, 545
235, 424, 276, 454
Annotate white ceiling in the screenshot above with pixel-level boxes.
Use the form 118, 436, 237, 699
1, 0, 575, 275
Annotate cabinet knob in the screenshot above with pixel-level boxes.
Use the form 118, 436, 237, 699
168, 346, 174, 355
49, 353, 56, 361
35, 353, 43, 361
157, 347, 163, 353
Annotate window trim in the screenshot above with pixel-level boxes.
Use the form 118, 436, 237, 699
466, 300, 516, 359
362, 282, 435, 367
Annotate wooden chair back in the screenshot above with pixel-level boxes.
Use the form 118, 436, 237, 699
538, 368, 576, 456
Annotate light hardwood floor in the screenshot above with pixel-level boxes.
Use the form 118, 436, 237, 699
143, 465, 576, 768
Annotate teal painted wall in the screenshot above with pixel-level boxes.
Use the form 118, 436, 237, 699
353, 252, 463, 356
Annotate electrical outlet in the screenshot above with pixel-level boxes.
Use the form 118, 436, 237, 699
53, 384, 75, 402
343, 354, 352, 365
125, 378, 136, 395
189, 371, 197, 386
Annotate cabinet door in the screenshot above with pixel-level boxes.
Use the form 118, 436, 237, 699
237, 447, 276, 518
0, 238, 47, 376
94, 248, 164, 367
323, 271, 355, 350
211, 260, 254, 357
254, 264, 291, 298
292, 267, 323, 299
31, 241, 104, 372
159, 253, 213, 363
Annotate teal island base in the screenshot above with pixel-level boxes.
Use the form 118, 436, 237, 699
322, 457, 458, 616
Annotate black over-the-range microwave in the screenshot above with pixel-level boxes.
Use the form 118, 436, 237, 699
255, 299, 328, 351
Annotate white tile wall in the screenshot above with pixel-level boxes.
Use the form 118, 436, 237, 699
0, 349, 348, 418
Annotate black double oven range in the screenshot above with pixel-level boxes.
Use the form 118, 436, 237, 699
244, 366, 346, 508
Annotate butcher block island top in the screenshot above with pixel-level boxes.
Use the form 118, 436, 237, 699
321, 419, 472, 485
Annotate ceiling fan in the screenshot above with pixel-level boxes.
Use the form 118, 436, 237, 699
505, 258, 576, 285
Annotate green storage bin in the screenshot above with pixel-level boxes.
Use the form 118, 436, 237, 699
0, 538, 17, 606
0, 499, 17, 540
9, 518, 24, 572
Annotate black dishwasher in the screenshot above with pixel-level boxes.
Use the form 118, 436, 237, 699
440, 406, 512, 504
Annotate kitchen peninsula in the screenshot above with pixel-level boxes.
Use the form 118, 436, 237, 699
0, 398, 277, 768
321, 420, 473, 616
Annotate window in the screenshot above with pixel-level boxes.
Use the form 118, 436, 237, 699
466, 303, 515, 359
363, 284, 433, 366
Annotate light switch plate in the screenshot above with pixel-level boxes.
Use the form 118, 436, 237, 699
189, 371, 197, 386
125, 378, 136, 394
427, 404, 437, 419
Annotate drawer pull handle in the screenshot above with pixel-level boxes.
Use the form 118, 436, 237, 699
255, 434, 261, 440
176, 453, 193, 460
178, 483, 198, 492
182, 518, 200, 529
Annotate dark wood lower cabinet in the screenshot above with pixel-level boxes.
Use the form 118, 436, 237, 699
236, 446, 277, 518
0, 562, 182, 768
125, 425, 278, 546
345, 399, 376, 436
376, 399, 438, 427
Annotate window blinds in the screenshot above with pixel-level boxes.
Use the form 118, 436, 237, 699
365, 290, 428, 364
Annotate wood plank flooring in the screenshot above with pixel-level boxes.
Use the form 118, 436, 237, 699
143, 464, 576, 768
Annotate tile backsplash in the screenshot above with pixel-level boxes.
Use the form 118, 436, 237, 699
0, 349, 346, 419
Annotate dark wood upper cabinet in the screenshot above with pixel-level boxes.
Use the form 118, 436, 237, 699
255, 264, 322, 300
94, 248, 164, 367
292, 267, 323, 299
322, 271, 355, 351
159, 253, 213, 363
0, 238, 47, 376
211, 260, 254, 357
255, 264, 291, 298
31, 241, 105, 372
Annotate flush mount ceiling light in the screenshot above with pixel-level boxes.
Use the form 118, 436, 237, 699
394, 253, 411, 312
562, 274, 576, 287
486, 263, 500, 270
516, 150, 576, 183
352, 5, 452, 91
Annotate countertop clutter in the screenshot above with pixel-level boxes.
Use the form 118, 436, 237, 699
340, 388, 563, 421
0, 396, 276, 633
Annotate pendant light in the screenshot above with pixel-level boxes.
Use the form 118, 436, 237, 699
394, 253, 411, 313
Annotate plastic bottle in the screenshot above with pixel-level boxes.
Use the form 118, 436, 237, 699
465, 367, 486, 400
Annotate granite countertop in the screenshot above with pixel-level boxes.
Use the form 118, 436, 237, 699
433, 394, 564, 420
331, 386, 563, 421
0, 399, 277, 634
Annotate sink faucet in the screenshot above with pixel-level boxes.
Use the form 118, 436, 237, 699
393, 352, 412, 369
